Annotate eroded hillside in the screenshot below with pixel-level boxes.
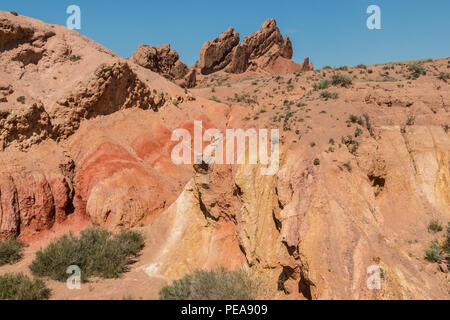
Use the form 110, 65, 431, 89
0, 11, 448, 300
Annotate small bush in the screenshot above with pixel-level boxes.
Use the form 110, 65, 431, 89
356, 64, 367, 69
0, 273, 50, 300
443, 124, 449, 133
0, 239, 26, 266
313, 158, 320, 166
437, 72, 450, 82
29, 228, 144, 282
313, 79, 331, 91
348, 114, 363, 125
210, 96, 221, 103
354, 127, 363, 138
428, 220, 443, 234
331, 74, 353, 87
69, 55, 82, 62
159, 268, 261, 300
406, 115, 415, 126
342, 135, 359, 154
16, 96, 25, 104
320, 91, 338, 100
407, 62, 427, 79
443, 222, 450, 254
343, 161, 353, 172
425, 241, 443, 263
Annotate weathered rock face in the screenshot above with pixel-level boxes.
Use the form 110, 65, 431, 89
0, 145, 75, 239
0, 62, 166, 149
242, 18, 284, 60
0, 102, 52, 150
0, 16, 55, 67
0, 10, 182, 239
131, 44, 195, 88
198, 27, 240, 75
50, 61, 165, 139
196, 19, 313, 75
229, 43, 250, 74
0, 17, 35, 48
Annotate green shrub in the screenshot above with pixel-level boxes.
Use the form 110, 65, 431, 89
354, 127, 363, 138
69, 55, 82, 62
407, 62, 427, 79
313, 158, 320, 166
437, 72, 450, 82
29, 228, 144, 282
320, 91, 338, 100
443, 222, 450, 254
0, 239, 26, 266
16, 96, 25, 104
343, 161, 353, 172
428, 220, 443, 233
0, 273, 50, 300
331, 74, 353, 87
342, 135, 359, 154
425, 241, 443, 263
159, 268, 260, 300
313, 79, 331, 91
210, 96, 221, 103
348, 114, 363, 125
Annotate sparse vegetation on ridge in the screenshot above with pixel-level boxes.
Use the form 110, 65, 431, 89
331, 74, 352, 87
407, 61, 427, 79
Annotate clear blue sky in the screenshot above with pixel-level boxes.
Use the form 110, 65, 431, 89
2, 0, 449, 68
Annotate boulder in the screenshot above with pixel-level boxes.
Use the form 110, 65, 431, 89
132, 43, 190, 81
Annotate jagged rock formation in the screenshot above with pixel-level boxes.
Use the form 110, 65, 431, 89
131, 44, 196, 88
300, 57, 314, 71
197, 18, 313, 75
197, 27, 240, 75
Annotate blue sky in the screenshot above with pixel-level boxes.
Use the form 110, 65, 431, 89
1, 0, 449, 68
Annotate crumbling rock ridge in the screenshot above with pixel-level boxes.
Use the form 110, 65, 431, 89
197, 18, 313, 75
